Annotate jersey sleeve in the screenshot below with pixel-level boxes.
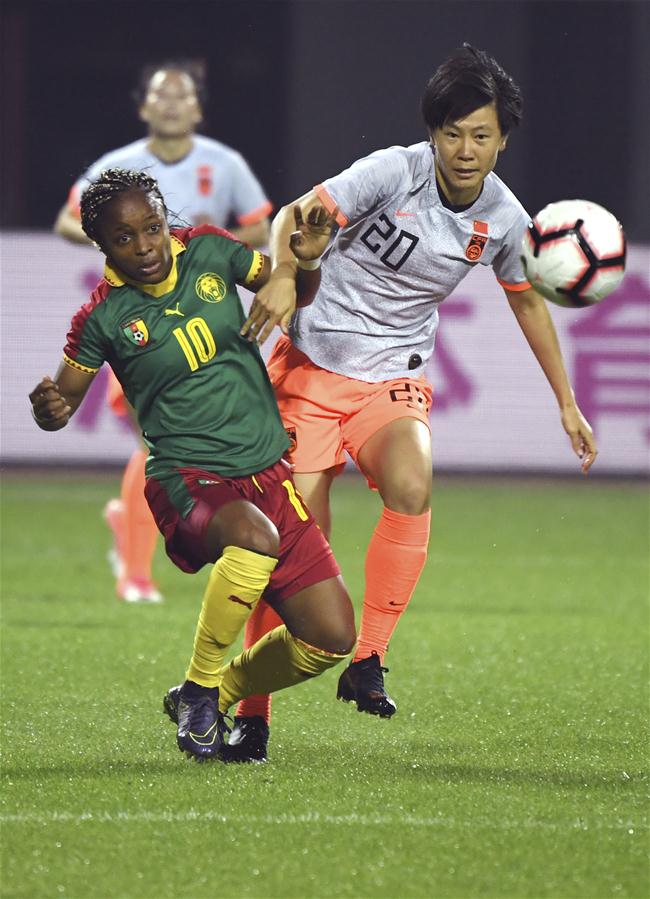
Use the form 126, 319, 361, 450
180, 224, 263, 285
227, 152, 273, 225
230, 240, 264, 285
315, 146, 409, 228
492, 206, 532, 291
63, 294, 109, 373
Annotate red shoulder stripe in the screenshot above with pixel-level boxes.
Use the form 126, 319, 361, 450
171, 224, 241, 246
64, 279, 113, 361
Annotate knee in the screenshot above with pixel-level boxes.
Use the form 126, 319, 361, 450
382, 477, 431, 515
310, 600, 357, 655
316, 619, 357, 656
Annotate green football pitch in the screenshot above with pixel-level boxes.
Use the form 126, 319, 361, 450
1, 470, 648, 899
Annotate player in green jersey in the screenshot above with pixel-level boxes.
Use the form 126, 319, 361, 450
29, 168, 355, 762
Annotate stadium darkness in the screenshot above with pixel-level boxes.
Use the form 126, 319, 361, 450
1, 0, 648, 242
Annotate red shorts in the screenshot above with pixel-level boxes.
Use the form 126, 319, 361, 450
267, 336, 433, 483
144, 458, 339, 605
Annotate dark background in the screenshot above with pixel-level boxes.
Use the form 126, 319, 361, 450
2, 0, 649, 240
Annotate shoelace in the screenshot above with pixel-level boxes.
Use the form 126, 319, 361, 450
360, 655, 389, 692
184, 696, 222, 732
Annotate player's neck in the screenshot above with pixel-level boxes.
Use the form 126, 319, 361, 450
147, 134, 195, 164
435, 174, 482, 209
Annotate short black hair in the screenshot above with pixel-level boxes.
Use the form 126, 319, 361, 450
80, 168, 166, 243
132, 58, 208, 108
421, 44, 523, 136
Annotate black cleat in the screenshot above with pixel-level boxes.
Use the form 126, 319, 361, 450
163, 684, 182, 724
165, 684, 229, 761
336, 652, 397, 718
219, 715, 270, 764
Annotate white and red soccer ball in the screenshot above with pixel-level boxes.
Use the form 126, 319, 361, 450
521, 199, 626, 308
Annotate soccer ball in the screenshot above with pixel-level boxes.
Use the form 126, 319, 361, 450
520, 200, 626, 308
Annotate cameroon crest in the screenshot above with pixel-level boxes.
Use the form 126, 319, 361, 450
121, 319, 149, 347
196, 272, 226, 303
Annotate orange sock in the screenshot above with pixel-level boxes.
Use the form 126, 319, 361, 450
235, 599, 283, 723
120, 449, 159, 584
354, 507, 431, 664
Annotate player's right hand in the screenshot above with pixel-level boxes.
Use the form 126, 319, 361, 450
289, 204, 337, 261
29, 376, 72, 430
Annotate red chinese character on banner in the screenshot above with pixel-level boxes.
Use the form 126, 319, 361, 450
569, 276, 650, 443
427, 299, 475, 413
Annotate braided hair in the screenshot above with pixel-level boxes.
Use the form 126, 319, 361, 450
80, 168, 167, 243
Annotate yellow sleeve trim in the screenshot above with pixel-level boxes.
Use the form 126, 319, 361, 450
244, 251, 265, 285
63, 353, 100, 374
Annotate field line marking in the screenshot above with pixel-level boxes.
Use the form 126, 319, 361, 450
0, 810, 646, 831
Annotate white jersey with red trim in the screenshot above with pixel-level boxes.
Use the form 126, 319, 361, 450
289, 141, 531, 382
68, 135, 271, 229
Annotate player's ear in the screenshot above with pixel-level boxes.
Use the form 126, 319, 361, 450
138, 104, 150, 125
499, 136, 508, 152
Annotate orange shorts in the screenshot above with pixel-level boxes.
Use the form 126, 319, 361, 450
266, 336, 432, 480
107, 368, 128, 417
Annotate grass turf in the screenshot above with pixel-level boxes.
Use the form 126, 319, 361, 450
0, 471, 648, 899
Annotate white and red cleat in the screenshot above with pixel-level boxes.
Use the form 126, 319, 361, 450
117, 576, 163, 604
103, 499, 163, 603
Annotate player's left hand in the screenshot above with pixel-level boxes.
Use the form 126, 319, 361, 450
289, 204, 337, 261
561, 403, 597, 474
241, 263, 297, 345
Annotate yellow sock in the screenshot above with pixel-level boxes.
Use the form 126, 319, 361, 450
218, 625, 349, 712
186, 546, 278, 688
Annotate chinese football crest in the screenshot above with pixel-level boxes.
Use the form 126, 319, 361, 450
465, 220, 489, 262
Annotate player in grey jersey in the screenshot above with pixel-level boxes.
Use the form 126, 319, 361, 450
54, 60, 273, 606
231, 44, 597, 761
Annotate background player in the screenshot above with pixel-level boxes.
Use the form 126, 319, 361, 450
54, 60, 272, 603
29, 169, 355, 762
230, 43, 598, 761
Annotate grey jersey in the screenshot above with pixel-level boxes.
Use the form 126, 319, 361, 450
289, 141, 531, 381
68, 135, 271, 228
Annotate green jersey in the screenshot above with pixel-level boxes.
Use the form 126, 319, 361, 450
64, 225, 289, 477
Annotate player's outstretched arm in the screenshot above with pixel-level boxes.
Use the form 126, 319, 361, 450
505, 286, 597, 473
240, 195, 334, 344
29, 364, 96, 432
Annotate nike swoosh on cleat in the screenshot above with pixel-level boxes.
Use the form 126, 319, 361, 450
188, 722, 220, 746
